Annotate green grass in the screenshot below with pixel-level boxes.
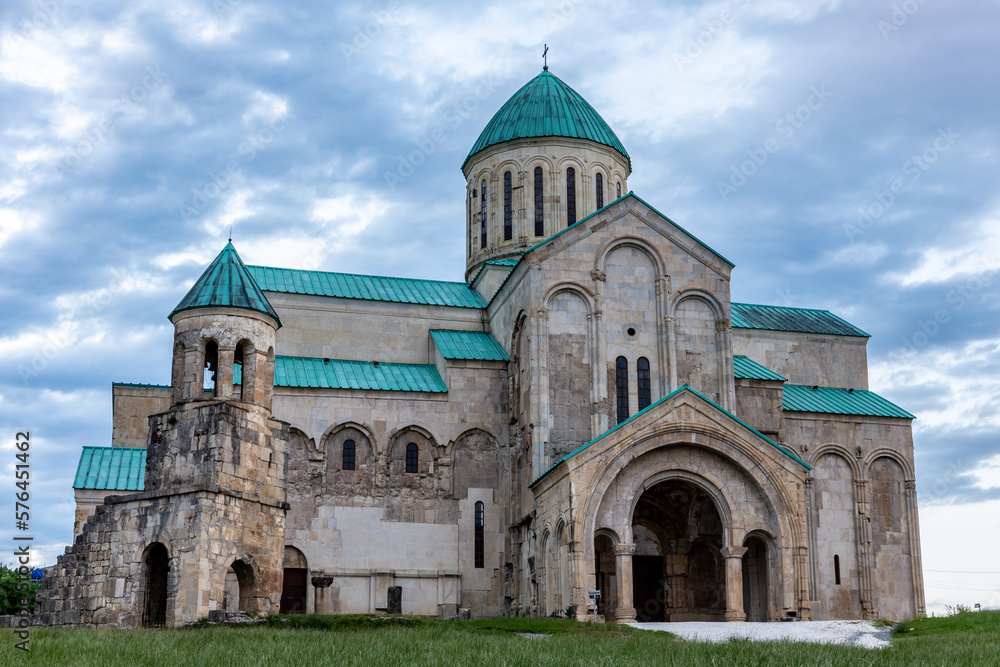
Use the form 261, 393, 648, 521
2, 611, 998, 666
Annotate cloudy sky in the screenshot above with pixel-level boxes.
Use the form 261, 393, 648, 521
1, 0, 998, 614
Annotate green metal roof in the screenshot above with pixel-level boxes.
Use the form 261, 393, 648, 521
274, 356, 446, 392
529, 385, 810, 488
733, 356, 786, 382
783, 385, 914, 419
170, 243, 281, 326
431, 330, 509, 361
731, 303, 868, 337
73, 446, 146, 491
247, 265, 486, 309
464, 70, 631, 172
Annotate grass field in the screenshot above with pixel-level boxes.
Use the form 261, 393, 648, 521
2, 611, 999, 666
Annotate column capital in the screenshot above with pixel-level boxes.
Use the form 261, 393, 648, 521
720, 546, 748, 559
614, 543, 636, 556
311, 576, 334, 588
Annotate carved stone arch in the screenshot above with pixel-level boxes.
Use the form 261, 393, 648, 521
543, 281, 597, 312
494, 158, 521, 178
472, 166, 494, 188
526, 154, 556, 173
594, 526, 621, 546
669, 289, 724, 319
808, 443, 862, 479
449, 427, 500, 499
555, 154, 586, 173
322, 422, 376, 495
863, 448, 915, 480
386, 425, 441, 497
320, 420, 376, 456
285, 427, 316, 504
627, 469, 736, 548
595, 235, 668, 277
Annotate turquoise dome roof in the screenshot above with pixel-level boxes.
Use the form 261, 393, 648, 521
169, 242, 280, 327
463, 70, 631, 173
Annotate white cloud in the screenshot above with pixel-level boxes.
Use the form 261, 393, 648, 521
890, 215, 1000, 287
962, 453, 1000, 491
920, 499, 1000, 614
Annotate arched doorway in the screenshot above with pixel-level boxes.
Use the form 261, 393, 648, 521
593, 534, 617, 619
742, 535, 769, 622
229, 559, 256, 612
142, 542, 169, 628
280, 546, 308, 613
632, 479, 725, 622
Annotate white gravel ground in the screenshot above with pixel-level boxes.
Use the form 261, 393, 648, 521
627, 620, 892, 649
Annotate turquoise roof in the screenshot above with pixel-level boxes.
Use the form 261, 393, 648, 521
73, 447, 146, 491
170, 243, 280, 326
783, 385, 914, 419
733, 356, 786, 382
274, 356, 446, 392
529, 385, 810, 488
431, 330, 509, 361
247, 265, 486, 309
731, 303, 868, 337
464, 70, 631, 172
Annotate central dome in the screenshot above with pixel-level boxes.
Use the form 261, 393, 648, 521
463, 70, 631, 173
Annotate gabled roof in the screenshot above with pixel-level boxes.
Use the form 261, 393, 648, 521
529, 384, 810, 488
274, 356, 446, 393
170, 243, 281, 326
431, 330, 509, 361
74, 447, 146, 491
783, 385, 914, 419
463, 70, 631, 173
733, 356, 786, 382
731, 302, 868, 337
247, 265, 486, 309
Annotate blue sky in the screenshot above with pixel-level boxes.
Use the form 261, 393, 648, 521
1, 0, 998, 613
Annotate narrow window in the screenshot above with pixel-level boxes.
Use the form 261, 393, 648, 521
617, 181, 621, 199
468, 189, 473, 258
596, 172, 604, 209
637, 357, 651, 410
503, 171, 512, 241
566, 167, 576, 226
233, 342, 245, 401
834, 555, 841, 585
204, 340, 219, 396
480, 180, 487, 249
616, 356, 629, 424
343, 439, 356, 471
474, 501, 485, 568
534, 167, 544, 236
406, 442, 419, 473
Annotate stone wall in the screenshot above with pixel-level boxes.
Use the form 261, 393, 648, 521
732, 329, 869, 389
112, 385, 170, 448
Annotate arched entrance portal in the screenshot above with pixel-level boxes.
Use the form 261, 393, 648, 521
280, 546, 308, 613
742, 535, 769, 622
632, 480, 725, 622
142, 542, 169, 628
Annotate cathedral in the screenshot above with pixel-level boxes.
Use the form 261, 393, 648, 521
39, 67, 925, 627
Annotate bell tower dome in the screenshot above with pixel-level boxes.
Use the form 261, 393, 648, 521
462, 69, 631, 281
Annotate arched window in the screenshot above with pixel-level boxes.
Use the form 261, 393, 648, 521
616, 181, 621, 199
566, 167, 576, 226
596, 172, 604, 209
233, 342, 245, 401
534, 167, 544, 236
503, 171, 512, 241
616, 356, 629, 424
480, 180, 487, 249
343, 439, 356, 470
405, 442, 419, 473
637, 357, 651, 411
204, 340, 219, 396
468, 189, 473, 258
474, 501, 485, 568
834, 555, 841, 585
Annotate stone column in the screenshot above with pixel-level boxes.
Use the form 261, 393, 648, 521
614, 543, 637, 621
312, 576, 333, 615
721, 546, 748, 622
905, 480, 927, 616
216, 347, 234, 400
665, 316, 677, 391
854, 480, 876, 619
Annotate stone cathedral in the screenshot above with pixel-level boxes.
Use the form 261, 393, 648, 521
39, 68, 925, 627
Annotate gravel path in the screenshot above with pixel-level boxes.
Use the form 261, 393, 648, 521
627, 620, 892, 649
